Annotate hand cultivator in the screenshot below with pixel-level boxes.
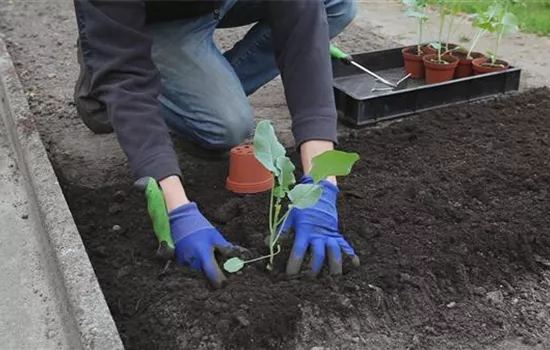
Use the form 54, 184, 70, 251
330, 44, 411, 90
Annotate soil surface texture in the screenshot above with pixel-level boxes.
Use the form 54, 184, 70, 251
60, 88, 550, 350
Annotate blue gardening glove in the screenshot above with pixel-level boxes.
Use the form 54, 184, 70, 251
282, 176, 360, 276
169, 202, 246, 288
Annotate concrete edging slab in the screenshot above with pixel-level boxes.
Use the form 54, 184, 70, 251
0, 38, 124, 350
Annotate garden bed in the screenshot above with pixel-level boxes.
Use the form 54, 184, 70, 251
60, 88, 550, 350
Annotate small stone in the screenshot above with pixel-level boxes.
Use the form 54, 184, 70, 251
116, 265, 133, 279
351, 337, 360, 343
400, 273, 412, 282
21, 214, 28, 219
109, 205, 122, 215
446, 301, 457, 309
112, 225, 122, 232
512, 298, 519, 305
113, 191, 125, 203
473, 286, 487, 296
310, 347, 326, 350
46, 73, 56, 79
235, 315, 250, 327
193, 291, 209, 301
486, 291, 504, 305
522, 335, 539, 346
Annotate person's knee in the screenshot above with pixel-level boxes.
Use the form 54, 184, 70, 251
206, 98, 254, 149
219, 109, 254, 149
326, 0, 357, 36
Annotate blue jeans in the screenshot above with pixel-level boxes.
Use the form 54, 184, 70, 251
146, 0, 356, 150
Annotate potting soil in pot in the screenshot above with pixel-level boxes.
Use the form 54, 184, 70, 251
60, 88, 550, 350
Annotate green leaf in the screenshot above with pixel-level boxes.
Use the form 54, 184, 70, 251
275, 156, 295, 194
476, 22, 495, 31
273, 186, 285, 199
429, 41, 442, 50
288, 184, 323, 209
500, 12, 519, 34
406, 8, 429, 20
502, 12, 518, 27
253, 120, 286, 176
308, 150, 360, 183
223, 257, 245, 273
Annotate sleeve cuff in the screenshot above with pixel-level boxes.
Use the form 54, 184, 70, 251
133, 152, 182, 182
291, 111, 338, 148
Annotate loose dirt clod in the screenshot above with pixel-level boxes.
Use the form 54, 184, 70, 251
61, 88, 550, 350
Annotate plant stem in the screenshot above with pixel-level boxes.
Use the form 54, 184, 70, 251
493, 1, 510, 65
244, 245, 282, 265
494, 10, 506, 65
446, 14, 455, 50
271, 210, 292, 250
267, 203, 281, 269
437, 5, 446, 61
467, 29, 485, 59
268, 185, 275, 233
418, 8, 425, 54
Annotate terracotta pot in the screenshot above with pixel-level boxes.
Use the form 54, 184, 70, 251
226, 144, 274, 194
451, 50, 485, 78
402, 46, 425, 79
422, 54, 459, 84
472, 57, 510, 75
424, 42, 459, 56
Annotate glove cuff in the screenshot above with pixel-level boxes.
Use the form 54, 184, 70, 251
168, 201, 199, 216
300, 175, 339, 195
169, 202, 213, 244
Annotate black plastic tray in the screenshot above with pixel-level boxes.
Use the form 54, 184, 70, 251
332, 46, 521, 127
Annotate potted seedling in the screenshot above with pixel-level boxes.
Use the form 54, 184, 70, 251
450, 6, 498, 78
425, 0, 462, 55
472, 0, 519, 74
223, 120, 359, 274
402, 0, 430, 78
422, 0, 459, 83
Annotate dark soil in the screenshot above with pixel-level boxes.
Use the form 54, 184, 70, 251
59, 88, 550, 350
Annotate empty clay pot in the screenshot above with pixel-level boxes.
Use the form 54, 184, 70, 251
226, 144, 274, 194
472, 57, 510, 75
402, 46, 425, 79
422, 54, 459, 84
451, 50, 485, 78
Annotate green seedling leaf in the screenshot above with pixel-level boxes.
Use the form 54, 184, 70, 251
308, 150, 360, 183
275, 156, 295, 195
253, 120, 286, 176
224, 257, 245, 273
288, 184, 323, 209
406, 8, 429, 20
500, 12, 519, 34
429, 42, 442, 50
273, 186, 285, 199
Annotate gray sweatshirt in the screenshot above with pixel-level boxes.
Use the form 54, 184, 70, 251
74, 0, 338, 181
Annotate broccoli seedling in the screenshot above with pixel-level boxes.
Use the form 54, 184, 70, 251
403, 0, 430, 55
471, 0, 519, 64
223, 120, 360, 273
